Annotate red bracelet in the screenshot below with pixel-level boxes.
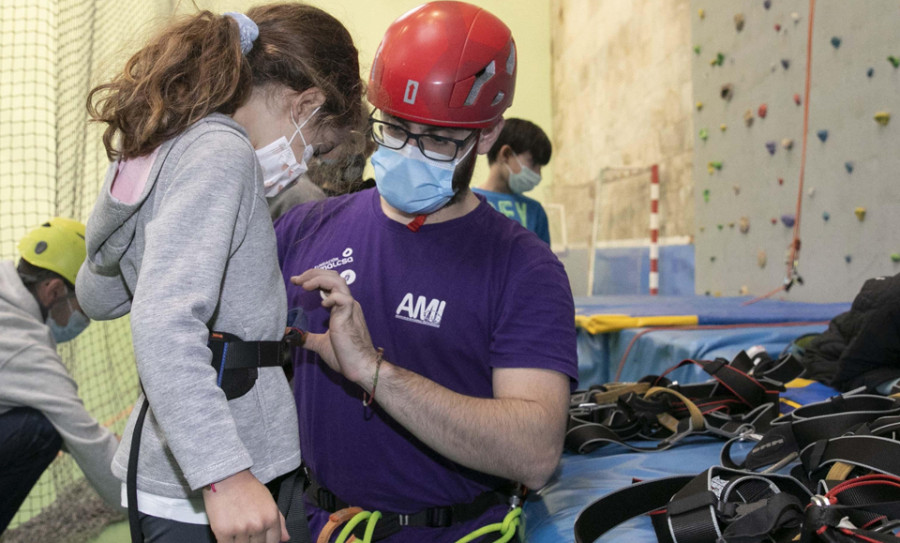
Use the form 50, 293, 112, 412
362, 348, 385, 407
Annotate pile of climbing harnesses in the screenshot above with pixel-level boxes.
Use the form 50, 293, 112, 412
571, 350, 900, 542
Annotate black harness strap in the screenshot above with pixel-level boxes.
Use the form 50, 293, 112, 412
573, 475, 693, 543
304, 470, 512, 541
127, 397, 150, 543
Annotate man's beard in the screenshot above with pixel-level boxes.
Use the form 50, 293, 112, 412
444, 144, 478, 208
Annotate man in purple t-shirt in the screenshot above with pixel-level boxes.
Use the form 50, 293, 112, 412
274, 3, 577, 541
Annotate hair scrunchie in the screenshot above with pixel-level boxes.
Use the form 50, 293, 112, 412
224, 12, 259, 55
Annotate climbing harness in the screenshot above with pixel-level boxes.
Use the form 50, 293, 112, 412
573, 387, 900, 542
566, 350, 802, 455
127, 328, 308, 543
307, 469, 526, 543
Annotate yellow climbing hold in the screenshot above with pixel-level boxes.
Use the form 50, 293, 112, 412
696, 101, 704, 111
875, 111, 891, 126
855, 207, 867, 221
698, 8, 705, 19
720, 124, 727, 132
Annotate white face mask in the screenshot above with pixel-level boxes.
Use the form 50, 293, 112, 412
256, 107, 320, 198
506, 155, 542, 194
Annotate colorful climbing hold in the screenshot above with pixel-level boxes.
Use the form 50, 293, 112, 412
711, 256, 717, 262
711, 52, 725, 66
758, 104, 768, 118
845, 161, 854, 173
720, 83, 734, 101
717, 224, 724, 230
770, 217, 777, 225
830, 36, 841, 49
740, 285, 750, 296
763, 0, 771, 10
734, 13, 745, 32
845, 255, 852, 263
739, 216, 750, 234
781, 214, 795, 227
707, 161, 723, 174
791, 12, 800, 23
744, 110, 754, 127
696, 101, 704, 111
822, 211, 830, 221
793, 93, 801, 106
781, 59, 790, 70
758, 250, 767, 268
855, 207, 866, 221
765, 141, 776, 155
892, 253, 900, 263
817, 130, 829, 142
778, 178, 784, 186
874, 111, 891, 126
807, 188, 816, 197
720, 124, 728, 132
889, 56, 900, 68
728, 222, 735, 229
782, 138, 794, 150
698, 8, 705, 19
694, 45, 701, 55
733, 185, 741, 195
703, 189, 710, 202
867, 67, 874, 77
699, 128, 709, 141
774, 23, 781, 32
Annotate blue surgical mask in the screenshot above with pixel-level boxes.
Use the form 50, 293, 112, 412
371, 136, 472, 215
46, 296, 90, 343
507, 156, 542, 194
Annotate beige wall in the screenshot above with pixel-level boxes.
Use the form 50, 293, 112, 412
549, 0, 694, 246
196, 0, 555, 202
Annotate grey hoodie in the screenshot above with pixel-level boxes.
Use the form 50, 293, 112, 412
0, 260, 121, 508
76, 114, 300, 498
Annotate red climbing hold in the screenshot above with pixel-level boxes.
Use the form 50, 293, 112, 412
778, 178, 784, 185
758, 104, 768, 118
793, 93, 801, 105
774, 23, 781, 31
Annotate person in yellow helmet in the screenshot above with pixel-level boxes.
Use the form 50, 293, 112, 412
0, 218, 121, 535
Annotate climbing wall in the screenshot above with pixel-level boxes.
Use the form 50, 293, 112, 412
692, 0, 900, 302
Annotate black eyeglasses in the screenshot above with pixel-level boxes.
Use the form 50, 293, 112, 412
368, 117, 476, 162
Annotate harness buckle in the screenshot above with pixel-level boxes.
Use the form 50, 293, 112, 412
810, 494, 831, 507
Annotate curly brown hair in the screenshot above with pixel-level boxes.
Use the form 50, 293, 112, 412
88, 3, 365, 161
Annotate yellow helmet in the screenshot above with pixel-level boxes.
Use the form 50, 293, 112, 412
17, 217, 86, 286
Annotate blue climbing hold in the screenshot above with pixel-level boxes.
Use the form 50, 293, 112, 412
781, 214, 796, 227
781, 59, 790, 70
817, 130, 829, 142
845, 255, 852, 263
764, 0, 771, 9
831, 36, 841, 49
845, 161, 854, 173
867, 67, 875, 77
823, 211, 830, 221
765, 141, 776, 155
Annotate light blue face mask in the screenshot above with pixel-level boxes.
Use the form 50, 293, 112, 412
46, 295, 90, 343
371, 137, 472, 215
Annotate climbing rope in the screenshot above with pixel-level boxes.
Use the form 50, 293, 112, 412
744, 0, 816, 306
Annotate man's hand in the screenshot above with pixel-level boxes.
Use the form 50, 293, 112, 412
290, 269, 380, 386
203, 470, 288, 543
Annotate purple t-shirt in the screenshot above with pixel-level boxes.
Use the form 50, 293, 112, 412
275, 189, 577, 539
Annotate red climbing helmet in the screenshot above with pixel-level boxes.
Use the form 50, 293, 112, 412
368, 1, 516, 128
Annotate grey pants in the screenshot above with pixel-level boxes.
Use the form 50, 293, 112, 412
139, 514, 215, 542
